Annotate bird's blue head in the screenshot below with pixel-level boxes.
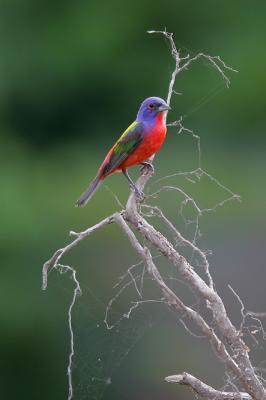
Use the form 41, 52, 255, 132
136, 96, 170, 124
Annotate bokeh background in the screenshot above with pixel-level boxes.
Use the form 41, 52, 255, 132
1, 1, 266, 399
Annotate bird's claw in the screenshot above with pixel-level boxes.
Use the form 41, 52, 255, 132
130, 185, 145, 201
135, 188, 145, 201
140, 162, 154, 176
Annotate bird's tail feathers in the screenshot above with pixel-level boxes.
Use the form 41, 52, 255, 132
75, 175, 103, 207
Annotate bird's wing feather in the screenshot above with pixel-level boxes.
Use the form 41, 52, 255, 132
102, 121, 144, 175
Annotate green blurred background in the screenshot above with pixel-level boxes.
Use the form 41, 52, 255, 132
1, 1, 266, 399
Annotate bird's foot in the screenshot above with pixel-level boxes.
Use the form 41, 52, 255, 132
130, 184, 145, 201
140, 162, 154, 176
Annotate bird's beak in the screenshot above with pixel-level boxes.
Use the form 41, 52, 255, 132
158, 104, 171, 112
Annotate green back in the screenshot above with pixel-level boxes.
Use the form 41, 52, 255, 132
103, 121, 144, 175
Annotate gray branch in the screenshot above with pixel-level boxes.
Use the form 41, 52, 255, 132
165, 373, 251, 399
42, 214, 114, 290
122, 184, 266, 399
114, 213, 242, 377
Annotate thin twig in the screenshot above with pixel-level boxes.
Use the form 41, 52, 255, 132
56, 264, 81, 400
42, 214, 114, 290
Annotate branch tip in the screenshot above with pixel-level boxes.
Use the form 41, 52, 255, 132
165, 372, 252, 400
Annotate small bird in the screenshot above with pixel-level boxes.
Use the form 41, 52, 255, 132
76, 96, 170, 207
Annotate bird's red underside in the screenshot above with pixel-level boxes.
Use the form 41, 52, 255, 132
117, 124, 166, 171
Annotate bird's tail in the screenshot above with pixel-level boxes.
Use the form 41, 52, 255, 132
75, 175, 103, 207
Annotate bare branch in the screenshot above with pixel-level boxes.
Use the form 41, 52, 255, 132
165, 372, 251, 400
56, 264, 81, 400
148, 29, 238, 96
124, 193, 266, 398
141, 204, 214, 289
42, 30, 265, 400
114, 213, 242, 379
247, 312, 266, 319
179, 52, 238, 88
42, 214, 114, 290
228, 284, 247, 333
147, 29, 181, 106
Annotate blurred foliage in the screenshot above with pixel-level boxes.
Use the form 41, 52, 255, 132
1, 1, 266, 399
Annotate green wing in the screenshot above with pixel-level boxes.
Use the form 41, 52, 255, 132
102, 121, 144, 175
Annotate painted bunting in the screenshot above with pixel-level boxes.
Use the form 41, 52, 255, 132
76, 96, 170, 207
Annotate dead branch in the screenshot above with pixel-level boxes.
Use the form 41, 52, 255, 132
42, 30, 265, 400
123, 173, 266, 399
165, 372, 251, 399
42, 214, 114, 290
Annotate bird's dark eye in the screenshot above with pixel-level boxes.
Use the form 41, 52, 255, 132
149, 103, 155, 109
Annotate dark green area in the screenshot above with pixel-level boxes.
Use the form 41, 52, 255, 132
1, 1, 266, 399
